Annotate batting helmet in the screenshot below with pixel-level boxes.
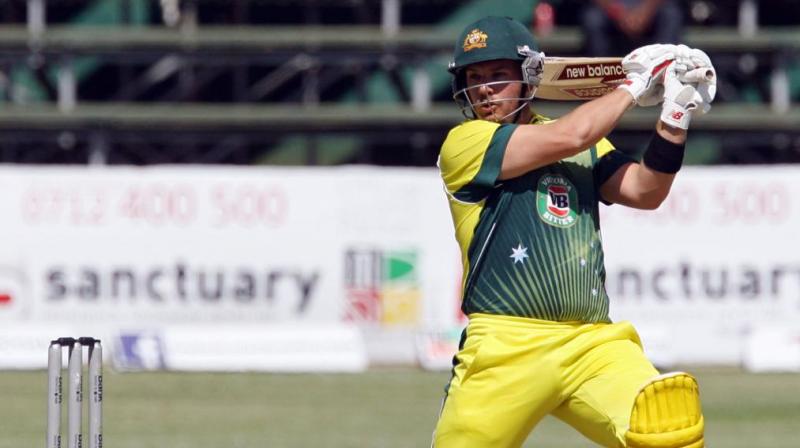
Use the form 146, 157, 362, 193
448, 16, 545, 119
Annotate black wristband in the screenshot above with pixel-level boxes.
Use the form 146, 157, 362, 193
642, 132, 686, 174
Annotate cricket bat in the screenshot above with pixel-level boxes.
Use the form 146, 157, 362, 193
538, 57, 624, 101
537, 56, 716, 101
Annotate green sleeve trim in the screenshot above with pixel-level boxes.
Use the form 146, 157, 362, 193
453, 123, 517, 202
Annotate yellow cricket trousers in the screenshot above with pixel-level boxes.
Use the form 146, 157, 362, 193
433, 313, 659, 447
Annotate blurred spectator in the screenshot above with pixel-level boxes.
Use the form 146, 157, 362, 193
581, 0, 684, 56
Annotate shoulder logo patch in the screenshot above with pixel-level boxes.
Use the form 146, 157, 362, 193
536, 174, 578, 228
463, 28, 488, 52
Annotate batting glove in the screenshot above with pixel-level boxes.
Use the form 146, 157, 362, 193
676, 47, 717, 115
619, 44, 678, 106
674, 45, 713, 74
660, 62, 701, 129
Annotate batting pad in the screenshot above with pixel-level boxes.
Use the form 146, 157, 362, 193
625, 372, 704, 448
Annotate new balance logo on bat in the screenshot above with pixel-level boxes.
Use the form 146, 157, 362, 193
559, 63, 624, 80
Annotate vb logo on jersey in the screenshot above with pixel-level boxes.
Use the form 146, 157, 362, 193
536, 174, 578, 228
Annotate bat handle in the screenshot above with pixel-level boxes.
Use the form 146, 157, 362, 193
679, 68, 715, 83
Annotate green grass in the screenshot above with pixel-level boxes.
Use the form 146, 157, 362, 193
2, 368, 799, 447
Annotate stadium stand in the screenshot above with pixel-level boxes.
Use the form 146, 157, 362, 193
0, 0, 797, 165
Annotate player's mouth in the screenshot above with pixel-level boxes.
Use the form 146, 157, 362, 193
477, 100, 497, 114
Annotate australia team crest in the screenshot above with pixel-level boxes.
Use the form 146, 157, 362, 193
536, 174, 578, 228
462, 28, 488, 52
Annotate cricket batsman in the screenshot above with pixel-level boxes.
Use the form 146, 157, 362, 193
433, 16, 716, 447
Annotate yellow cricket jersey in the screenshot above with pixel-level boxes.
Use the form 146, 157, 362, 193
438, 115, 635, 323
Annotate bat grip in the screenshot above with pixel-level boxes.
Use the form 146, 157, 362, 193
680, 68, 714, 83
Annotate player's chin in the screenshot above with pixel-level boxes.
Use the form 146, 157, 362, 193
474, 105, 500, 122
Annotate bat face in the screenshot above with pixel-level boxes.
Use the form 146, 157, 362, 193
537, 57, 624, 101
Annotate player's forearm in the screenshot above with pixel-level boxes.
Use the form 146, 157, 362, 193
499, 89, 633, 179
629, 163, 676, 209
553, 88, 633, 151
628, 127, 685, 209
601, 121, 686, 209
601, 161, 675, 210
656, 120, 687, 144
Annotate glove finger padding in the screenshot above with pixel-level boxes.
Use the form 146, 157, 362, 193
636, 82, 665, 108
695, 80, 714, 114
673, 47, 716, 114
676, 68, 716, 115
620, 44, 676, 106
621, 44, 678, 74
660, 63, 699, 130
680, 46, 713, 73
